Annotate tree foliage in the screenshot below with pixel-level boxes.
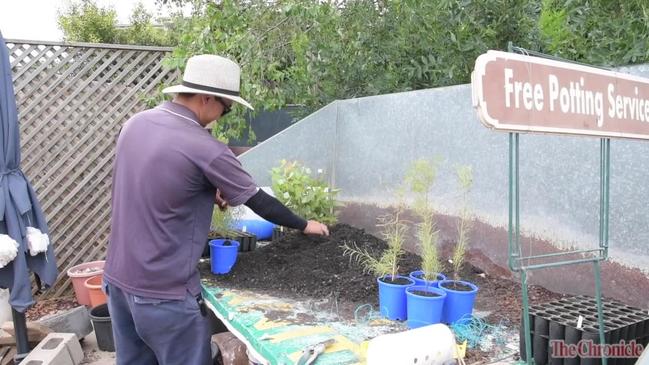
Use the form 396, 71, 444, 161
539, 0, 649, 66
166, 0, 540, 140
58, 0, 179, 46
58, 0, 120, 44
59, 0, 649, 140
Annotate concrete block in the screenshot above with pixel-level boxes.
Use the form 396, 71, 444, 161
20, 332, 83, 365
38, 306, 92, 341
1, 320, 51, 343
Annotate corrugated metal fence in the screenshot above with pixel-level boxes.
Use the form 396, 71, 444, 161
6, 39, 180, 298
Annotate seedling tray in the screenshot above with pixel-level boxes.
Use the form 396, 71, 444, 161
520, 296, 649, 365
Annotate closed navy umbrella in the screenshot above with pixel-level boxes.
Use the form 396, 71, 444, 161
0, 32, 58, 362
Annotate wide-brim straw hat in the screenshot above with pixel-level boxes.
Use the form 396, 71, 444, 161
162, 54, 253, 110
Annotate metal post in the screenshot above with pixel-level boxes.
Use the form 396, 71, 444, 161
508, 133, 516, 270
11, 308, 29, 364
508, 133, 521, 272
594, 260, 607, 365
603, 139, 610, 259
521, 270, 533, 365
599, 139, 605, 255
599, 139, 610, 259
515, 133, 520, 265
509, 132, 532, 364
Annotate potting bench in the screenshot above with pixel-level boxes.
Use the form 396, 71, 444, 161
200, 281, 405, 365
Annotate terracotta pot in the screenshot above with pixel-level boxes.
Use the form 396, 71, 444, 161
84, 274, 107, 308
67, 260, 105, 306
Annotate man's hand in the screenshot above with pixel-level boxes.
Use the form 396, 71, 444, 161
215, 189, 228, 211
303, 220, 329, 236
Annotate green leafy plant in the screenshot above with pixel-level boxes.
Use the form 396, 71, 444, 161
404, 159, 441, 283
452, 165, 473, 280
342, 206, 407, 281
271, 160, 339, 225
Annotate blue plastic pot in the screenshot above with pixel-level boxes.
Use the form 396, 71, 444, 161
209, 239, 240, 274
438, 280, 479, 324
409, 271, 447, 288
232, 219, 274, 240
405, 285, 447, 329
377, 275, 415, 321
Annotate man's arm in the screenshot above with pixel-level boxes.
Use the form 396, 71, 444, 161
201, 149, 328, 235
244, 189, 329, 235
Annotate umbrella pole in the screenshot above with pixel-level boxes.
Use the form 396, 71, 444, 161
11, 308, 29, 364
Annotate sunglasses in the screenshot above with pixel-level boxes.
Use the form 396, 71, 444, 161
215, 97, 232, 116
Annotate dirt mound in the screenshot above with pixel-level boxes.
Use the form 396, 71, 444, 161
200, 224, 561, 323
201, 224, 420, 303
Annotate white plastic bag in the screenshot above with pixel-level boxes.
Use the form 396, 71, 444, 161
0, 234, 18, 268
25, 227, 49, 256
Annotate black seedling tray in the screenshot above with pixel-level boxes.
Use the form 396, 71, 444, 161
202, 229, 258, 256
520, 296, 649, 365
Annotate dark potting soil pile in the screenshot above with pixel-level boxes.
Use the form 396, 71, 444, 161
199, 224, 562, 324
201, 224, 415, 303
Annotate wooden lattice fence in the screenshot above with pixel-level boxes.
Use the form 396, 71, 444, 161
6, 39, 180, 298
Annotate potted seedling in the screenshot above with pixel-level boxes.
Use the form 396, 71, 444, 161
211, 205, 236, 236
402, 159, 447, 328
206, 207, 242, 273
404, 159, 447, 287
342, 205, 414, 321
439, 165, 479, 324
206, 204, 258, 253
405, 208, 447, 328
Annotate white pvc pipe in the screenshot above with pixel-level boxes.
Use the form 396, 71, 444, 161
366, 323, 457, 365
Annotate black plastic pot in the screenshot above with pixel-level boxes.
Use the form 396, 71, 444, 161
611, 319, 628, 343
548, 316, 563, 331
549, 321, 565, 365
627, 314, 645, 340
533, 335, 549, 365
564, 326, 581, 365
89, 303, 115, 352
519, 311, 535, 362
272, 226, 288, 241
628, 314, 646, 340
535, 315, 550, 337
579, 328, 601, 365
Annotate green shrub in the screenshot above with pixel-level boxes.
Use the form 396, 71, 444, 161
271, 160, 339, 225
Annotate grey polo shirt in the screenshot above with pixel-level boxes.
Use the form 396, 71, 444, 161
104, 101, 257, 299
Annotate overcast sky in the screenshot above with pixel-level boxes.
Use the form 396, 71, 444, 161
0, 0, 166, 42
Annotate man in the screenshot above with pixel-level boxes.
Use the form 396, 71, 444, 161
103, 54, 330, 365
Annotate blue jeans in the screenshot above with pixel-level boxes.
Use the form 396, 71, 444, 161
103, 281, 211, 365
